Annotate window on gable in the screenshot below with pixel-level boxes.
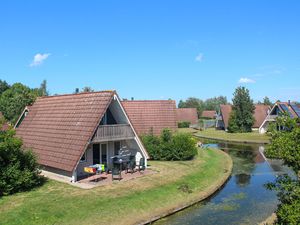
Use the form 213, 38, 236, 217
80, 152, 86, 162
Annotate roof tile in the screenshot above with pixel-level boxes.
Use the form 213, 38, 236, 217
16, 91, 114, 172
122, 100, 177, 136
176, 108, 198, 124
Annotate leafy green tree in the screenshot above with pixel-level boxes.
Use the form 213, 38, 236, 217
178, 97, 204, 117
228, 87, 255, 133
179, 96, 227, 117
0, 83, 37, 124
227, 111, 239, 133
204, 96, 228, 111
265, 115, 300, 224
263, 96, 273, 106
0, 80, 10, 96
74, 88, 80, 94
82, 86, 94, 93
39, 80, 48, 96
0, 123, 44, 196
31, 80, 49, 97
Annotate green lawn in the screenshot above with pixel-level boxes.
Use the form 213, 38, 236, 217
0, 149, 231, 225
192, 128, 270, 144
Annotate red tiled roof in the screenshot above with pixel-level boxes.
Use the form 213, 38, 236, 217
220, 105, 232, 129
176, 108, 198, 124
220, 104, 270, 129
122, 100, 177, 136
253, 105, 270, 128
201, 110, 216, 119
0, 112, 10, 131
16, 91, 115, 172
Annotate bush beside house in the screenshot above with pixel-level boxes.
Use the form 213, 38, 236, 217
0, 122, 44, 196
141, 129, 198, 161
178, 121, 191, 128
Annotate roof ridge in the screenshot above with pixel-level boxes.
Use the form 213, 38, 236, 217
38, 90, 116, 99
122, 99, 175, 102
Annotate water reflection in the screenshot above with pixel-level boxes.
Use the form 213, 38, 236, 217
155, 141, 292, 225
219, 143, 259, 187
235, 173, 251, 187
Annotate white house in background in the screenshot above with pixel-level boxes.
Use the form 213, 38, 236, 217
259, 101, 300, 134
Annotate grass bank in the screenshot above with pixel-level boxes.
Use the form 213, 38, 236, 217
0, 148, 232, 225
189, 128, 270, 144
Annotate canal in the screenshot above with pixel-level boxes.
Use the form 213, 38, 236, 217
155, 141, 292, 225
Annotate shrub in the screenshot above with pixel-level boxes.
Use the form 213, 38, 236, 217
141, 129, 198, 161
265, 115, 300, 225
178, 121, 191, 128
0, 125, 44, 196
141, 133, 162, 160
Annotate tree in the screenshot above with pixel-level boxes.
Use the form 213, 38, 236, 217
31, 80, 49, 97
39, 80, 48, 96
74, 88, 80, 94
228, 86, 255, 133
263, 96, 273, 106
227, 111, 239, 133
0, 80, 10, 96
178, 97, 204, 117
178, 96, 227, 117
0, 123, 44, 196
204, 96, 228, 111
0, 83, 37, 124
82, 86, 94, 93
265, 115, 300, 224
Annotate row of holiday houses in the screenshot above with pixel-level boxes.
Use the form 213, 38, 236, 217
6, 91, 198, 182
2, 90, 299, 183
215, 101, 300, 133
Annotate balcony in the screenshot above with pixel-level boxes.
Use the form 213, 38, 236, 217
92, 124, 135, 142
265, 115, 278, 121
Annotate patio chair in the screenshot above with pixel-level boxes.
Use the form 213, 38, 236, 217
126, 155, 136, 174
111, 166, 122, 181
138, 158, 145, 172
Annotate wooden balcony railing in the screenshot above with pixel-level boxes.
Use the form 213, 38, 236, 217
266, 115, 278, 121
92, 124, 135, 142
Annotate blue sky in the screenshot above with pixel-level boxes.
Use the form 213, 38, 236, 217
1, 1, 300, 104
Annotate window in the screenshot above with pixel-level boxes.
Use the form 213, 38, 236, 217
80, 151, 87, 162
114, 142, 121, 155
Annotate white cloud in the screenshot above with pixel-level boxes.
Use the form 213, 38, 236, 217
195, 53, 203, 62
238, 77, 255, 84
30, 53, 50, 67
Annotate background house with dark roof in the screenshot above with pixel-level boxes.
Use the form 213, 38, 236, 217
216, 104, 270, 131
122, 100, 177, 136
176, 108, 198, 125
15, 91, 149, 182
259, 101, 300, 133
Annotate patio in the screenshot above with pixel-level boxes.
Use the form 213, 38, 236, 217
41, 167, 156, 189
78, 169, 155, 187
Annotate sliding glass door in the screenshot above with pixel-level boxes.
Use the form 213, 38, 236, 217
92, 143, 108, 166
